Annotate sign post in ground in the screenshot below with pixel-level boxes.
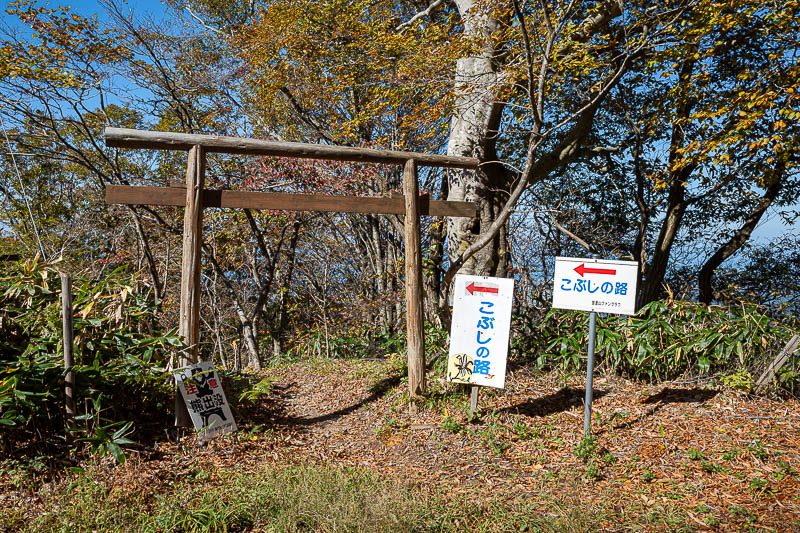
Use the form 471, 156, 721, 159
174, 362, 238, 441
447, 275, 514, 414
551, 256, 639, 436
60, 273, 76, 431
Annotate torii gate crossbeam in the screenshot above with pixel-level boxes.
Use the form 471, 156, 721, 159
103, 128, 479, 425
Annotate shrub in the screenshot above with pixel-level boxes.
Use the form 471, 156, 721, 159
512, 298, 799, 386
0, 257, 180, 458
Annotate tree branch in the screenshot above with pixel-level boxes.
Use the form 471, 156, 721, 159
397, 0, 445, 31
547, 211, 596, 254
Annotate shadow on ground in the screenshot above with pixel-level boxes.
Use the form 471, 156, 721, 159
642, 387, 718, 404
272, 372, 404, 428
593, 387, 719, 432
498, 387, 608, 418
224, 374, 295, 429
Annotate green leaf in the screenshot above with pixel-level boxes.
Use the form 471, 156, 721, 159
107, 441, 126, 464
111, 421, 133, 440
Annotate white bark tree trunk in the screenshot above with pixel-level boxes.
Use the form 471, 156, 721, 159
446, 0, 508, 277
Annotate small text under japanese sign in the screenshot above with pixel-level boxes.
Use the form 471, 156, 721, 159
551, 257, 639, 315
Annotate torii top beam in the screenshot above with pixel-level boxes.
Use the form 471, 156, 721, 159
104, 127, 478, 401
105, 127, 480, 169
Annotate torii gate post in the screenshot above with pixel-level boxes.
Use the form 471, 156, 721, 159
104, 128, 479, 425
175, 145, 204, 426
180, 145, 204, 365
402, 159, 424, 394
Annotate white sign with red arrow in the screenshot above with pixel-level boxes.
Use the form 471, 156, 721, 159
447, 275, 514, 389
551, 257, 639, 315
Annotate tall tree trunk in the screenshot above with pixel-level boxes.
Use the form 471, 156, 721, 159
204, 248, 262, 370
390, 241, 402, 330
698, 169, 784, 303
272, 219, 301, 356
443, 0, 624, 286
128, 206, 163, 307
424, 178, 447, 326
445, 1, 508, 277
631, 127, 651, 273
241, 319, 261, 370
369, 215, 390, 329
639, 182, 688, 305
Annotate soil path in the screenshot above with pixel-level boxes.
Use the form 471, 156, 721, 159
7, 359, 800, 530
258, 359, 800, 525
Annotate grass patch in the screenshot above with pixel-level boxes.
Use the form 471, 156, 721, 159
6, 461, 646, 533
19, 464, 420, 533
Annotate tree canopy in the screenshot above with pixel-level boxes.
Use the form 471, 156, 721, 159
1, 0, 798, 368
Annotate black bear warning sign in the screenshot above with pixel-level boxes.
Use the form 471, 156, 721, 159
174, 362, 237, 441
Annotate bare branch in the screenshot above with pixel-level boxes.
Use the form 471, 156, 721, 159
397, 0, 445, 32
280, 87, 335, 143
0, 114, 48, 260
185, 5, 223, 35
511, 0, 540, 127
547, 211, 595, 253
444, 34, 640, 285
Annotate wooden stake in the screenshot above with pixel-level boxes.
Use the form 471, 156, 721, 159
60, 273, 76, 424
403, 159, 425, 396
755, 334, 800, 391
176, 145, 205, 427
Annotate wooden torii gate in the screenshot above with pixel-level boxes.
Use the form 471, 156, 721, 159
103, 127, 479, 422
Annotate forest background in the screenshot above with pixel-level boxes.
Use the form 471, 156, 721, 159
1, 0, 799, 455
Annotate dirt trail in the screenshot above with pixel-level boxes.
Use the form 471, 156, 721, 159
7, 358, 800, 530
261, 359, 800, 516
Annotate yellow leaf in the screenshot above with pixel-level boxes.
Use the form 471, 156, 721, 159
80, 300, 94, 319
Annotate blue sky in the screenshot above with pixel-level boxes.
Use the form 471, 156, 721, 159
61, 0, 168, 17
1, 0, 170, 27
79, 0, 171, 18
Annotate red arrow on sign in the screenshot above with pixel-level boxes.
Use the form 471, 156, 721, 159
467, 282, 499, 295
574, 263, 616, 277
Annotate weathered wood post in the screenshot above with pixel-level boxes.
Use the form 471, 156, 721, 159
176, 145, 205, 426
755, 334, 800, 391
60, 273, 76, 426
403, 159, 425, 396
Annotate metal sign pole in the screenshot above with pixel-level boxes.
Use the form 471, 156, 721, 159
551, 254, 639, 436
583, 310, 597, 437
469, 385, 479, 416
